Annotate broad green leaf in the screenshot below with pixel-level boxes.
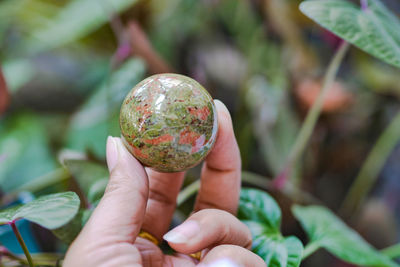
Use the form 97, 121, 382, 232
65, 58, 146, 158
53, 160, 108, 244
239, 187, 281, 231
292, 205, 399, 267
0, 192, 80, 229
27, 0, 139, 53
0, 113, 57, 192
300, 0, 400, 68
52, 209, 84, 245
239, 188, 303, 267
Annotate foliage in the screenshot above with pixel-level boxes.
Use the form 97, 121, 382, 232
65, 58, 146, 158
239, 188, 303, 267
293, 205, 399, 267
0, 0, 400, 266
300, 0, 400, 68
0, 192, 80, 229
0, 113, 57, 192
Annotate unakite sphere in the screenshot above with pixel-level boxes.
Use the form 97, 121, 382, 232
119, 73, 218, 172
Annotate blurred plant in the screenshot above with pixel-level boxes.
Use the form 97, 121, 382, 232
0, 192, 79, 266
0, 0, 399, 266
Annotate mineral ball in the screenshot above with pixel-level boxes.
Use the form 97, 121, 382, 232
119, 73, 218, 172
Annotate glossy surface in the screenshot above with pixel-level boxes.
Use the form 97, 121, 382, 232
120, 73, 218, 172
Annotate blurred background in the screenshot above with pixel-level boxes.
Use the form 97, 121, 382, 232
0, 0, 400, 266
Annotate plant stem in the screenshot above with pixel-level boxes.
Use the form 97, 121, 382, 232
0, 67, 10, 115
176, 171, 322, 206
283, 41, 350, 176
288, 40, 349, 162
10, 222, 34, 267
302, 242, 321, 260
177, 180, 201, 206
381, 243, 400, 259
340, 111, 400, 216
242, 171, 322, 204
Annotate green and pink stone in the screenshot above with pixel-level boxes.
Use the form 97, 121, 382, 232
119, 73, 218, 172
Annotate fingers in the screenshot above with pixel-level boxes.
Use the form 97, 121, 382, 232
80, 136, 149, 244
194, 100, 241, 214
141, 169, 185, 241
163, 209, 252, 254
199, 245, 266, 267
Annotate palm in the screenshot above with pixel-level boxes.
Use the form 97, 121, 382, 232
64, 101, 265, 267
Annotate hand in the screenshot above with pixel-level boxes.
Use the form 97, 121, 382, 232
63, 100, 266, 267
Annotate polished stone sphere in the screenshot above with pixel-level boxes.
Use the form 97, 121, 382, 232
120, 73, 218, 172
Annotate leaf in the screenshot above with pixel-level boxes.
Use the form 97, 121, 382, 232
52, 209, 84, 245
292, 205, 399, 267
0, 192, 80, 229
300, 0, 400, 68
0, 113, 57, 192
238, 188, 303, 267
65, 58, 146, 158
64, 159, 108, 197
27, 0, 139, 53
53, 160, 108, 244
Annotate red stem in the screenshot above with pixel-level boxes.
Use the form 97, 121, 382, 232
9, 221, 34, 267
0, 67, 10, 115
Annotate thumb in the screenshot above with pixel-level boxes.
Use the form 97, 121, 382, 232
82, 136, 149, 243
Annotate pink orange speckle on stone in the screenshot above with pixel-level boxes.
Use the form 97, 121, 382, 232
119, 73, 218, 172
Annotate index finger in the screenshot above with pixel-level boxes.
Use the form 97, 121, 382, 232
194, 100, 241, 214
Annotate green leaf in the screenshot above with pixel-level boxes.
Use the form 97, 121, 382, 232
238, 188, 303, 267
292, 205, 399, 267
52, 209, 84, 245
65, 58, 146, 158
0, 113, 57, 192
0, 192, 80, 229
300, 0, 400, 68
64, 159, 108, 197
27, 0, 139, 52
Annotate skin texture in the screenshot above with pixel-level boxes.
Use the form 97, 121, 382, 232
120, 74, 218, 172
63, 101, 266, 267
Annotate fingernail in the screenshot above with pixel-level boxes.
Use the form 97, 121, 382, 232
198, 258, 241, 267
163, 220, 200, 244
106, 136, 119, 172
213, 99, 229, 113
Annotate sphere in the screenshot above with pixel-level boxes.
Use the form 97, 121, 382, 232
119, 73, 218, 172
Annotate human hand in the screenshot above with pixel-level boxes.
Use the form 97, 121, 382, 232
63, 100, 266, 267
